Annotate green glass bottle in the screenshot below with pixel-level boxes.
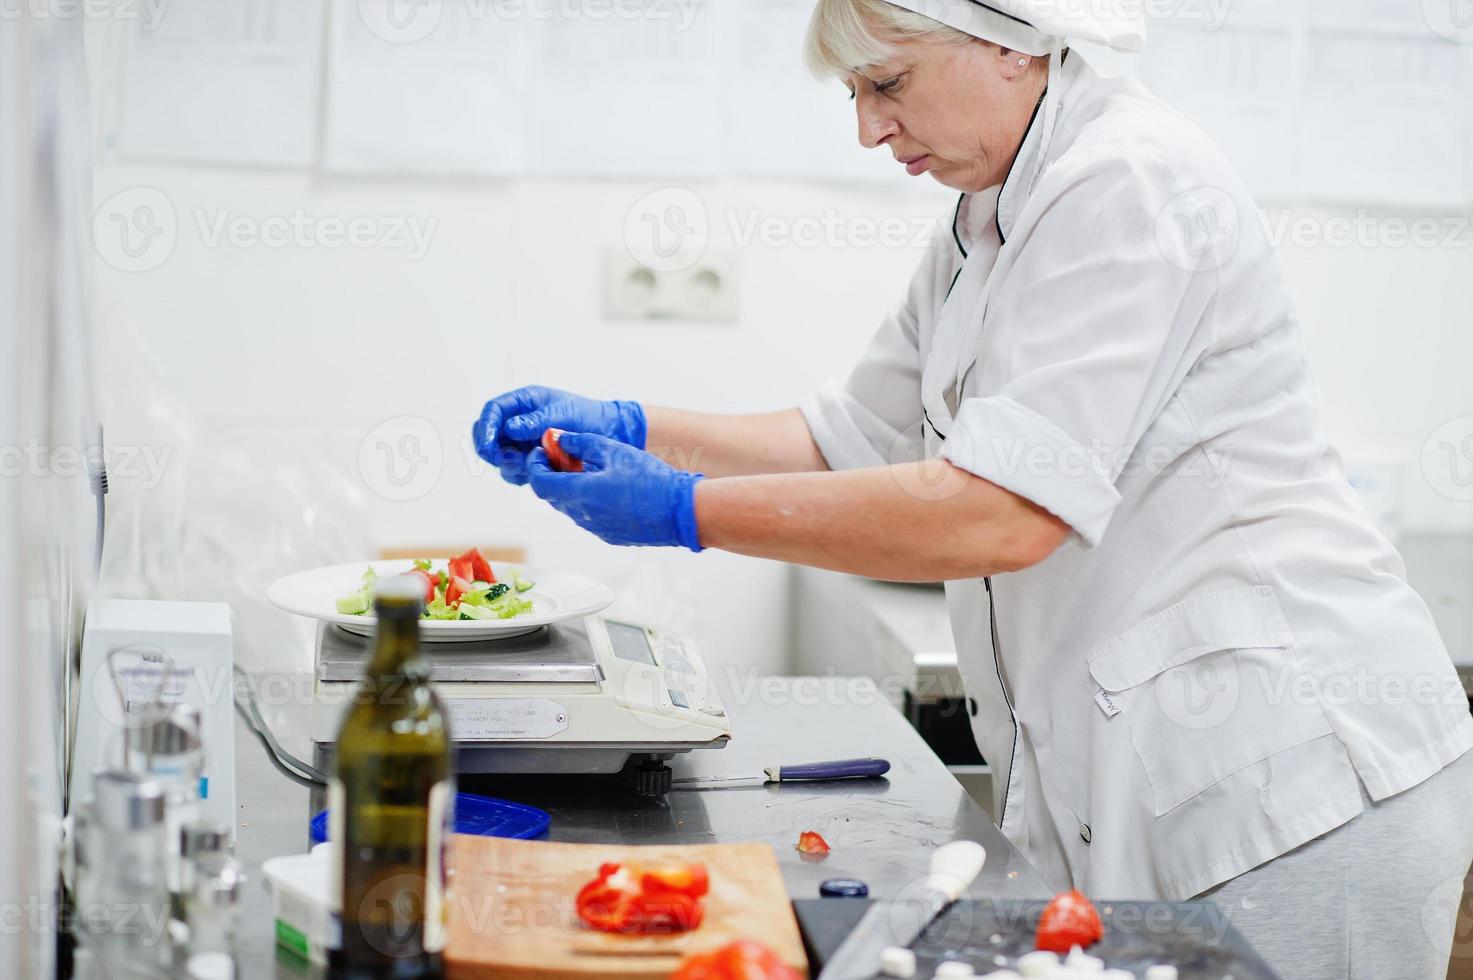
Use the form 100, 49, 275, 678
330, 575, 453, 979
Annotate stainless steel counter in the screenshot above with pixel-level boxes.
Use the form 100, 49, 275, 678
234, 671, 1048, 977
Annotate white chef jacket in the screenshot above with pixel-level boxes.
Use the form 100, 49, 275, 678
800, 53, 1473, 901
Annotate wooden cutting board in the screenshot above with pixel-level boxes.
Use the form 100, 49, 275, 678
445, 836, 809, 980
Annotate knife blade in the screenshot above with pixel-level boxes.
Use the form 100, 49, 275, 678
816, 840, 987, 980
671, 757, 891, 790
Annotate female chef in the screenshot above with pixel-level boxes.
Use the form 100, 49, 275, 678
473, 2, 1473, 975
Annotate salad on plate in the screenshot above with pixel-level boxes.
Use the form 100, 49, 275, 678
335, 547, 536, 621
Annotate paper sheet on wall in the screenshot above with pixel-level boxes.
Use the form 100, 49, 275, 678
322, 0, 529, 175
113, 0, 324, 167
526, 0, 722, 177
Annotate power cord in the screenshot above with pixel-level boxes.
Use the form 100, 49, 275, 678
231, 666, 327, 787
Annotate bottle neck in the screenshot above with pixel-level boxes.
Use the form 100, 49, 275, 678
366, 614, 426, 679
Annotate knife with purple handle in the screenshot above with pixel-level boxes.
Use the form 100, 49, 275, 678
671, 758, 890, 789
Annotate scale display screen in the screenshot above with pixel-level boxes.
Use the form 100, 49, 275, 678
607, 621, 657, 667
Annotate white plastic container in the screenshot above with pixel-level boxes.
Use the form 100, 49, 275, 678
261, 844, 336, 965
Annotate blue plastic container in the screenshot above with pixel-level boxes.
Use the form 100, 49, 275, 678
310, 791, 550, 845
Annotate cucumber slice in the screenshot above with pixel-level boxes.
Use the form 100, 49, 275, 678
335, 590, 370, 616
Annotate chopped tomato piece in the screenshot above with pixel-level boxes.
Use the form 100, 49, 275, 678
445, 575, 474, 607
400, 569, 435, 604
575, 861, 708, 935
796, 831, 830, 856
670, 939, 803, 980
1035, 889, 1104, 953
447, 554, 474, 584
467, 547, 495, 584
542, 428, 583, 473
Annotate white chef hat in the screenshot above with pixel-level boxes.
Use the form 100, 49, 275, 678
879, 0, 1146, 55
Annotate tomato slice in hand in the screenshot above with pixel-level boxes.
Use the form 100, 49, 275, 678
445, 575, 474, 607
1035, 888, 1104, 953
542, 428, 583, 473
575, 861, 709, 935
796, 831, 830, 855
671, 940, 803, 980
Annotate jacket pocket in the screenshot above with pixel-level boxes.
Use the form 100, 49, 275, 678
1086, 586, 1332, 816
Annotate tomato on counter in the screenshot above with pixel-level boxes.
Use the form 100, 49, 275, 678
670, 939, 803, 980
576, 861, 709, 934
1035, 888, 1104, 953
795, 831, 830, 856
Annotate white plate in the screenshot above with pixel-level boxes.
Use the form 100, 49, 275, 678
266, 559, 614, 643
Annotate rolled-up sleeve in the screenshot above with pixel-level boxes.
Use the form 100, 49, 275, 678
801, 228, 950, 470
941, 144, 1220, 548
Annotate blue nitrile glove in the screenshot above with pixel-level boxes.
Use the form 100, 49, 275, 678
526, 432, 704, 551
473, 386, 647, 486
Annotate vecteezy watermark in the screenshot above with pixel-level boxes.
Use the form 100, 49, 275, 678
0, 439, 172, 489
1421, 417, 1473, 502
93, 187, 439, 273
1422, 0, 1473, 43
1143, 657, 1469, 734
933, 0, 1234, 32
1156, 185, 1242, 272
358, 416, 444, 502
0, 896, 172, 945
726, 208, 936, 251
0, 0, 171, 29
194, 209, 437, 260
623, 187, 709, 273
354, 0, 702, 45
93, 187, 178, 274
1424, 873, 1473, 960
1261, 209, 1473, 251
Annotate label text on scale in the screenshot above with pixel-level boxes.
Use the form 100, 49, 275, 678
444, 698, 569, 739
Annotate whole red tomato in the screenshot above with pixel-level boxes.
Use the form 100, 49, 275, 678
1035, 888, 1104, 953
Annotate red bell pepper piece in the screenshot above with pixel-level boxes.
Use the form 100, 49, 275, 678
575, 861, 709, 935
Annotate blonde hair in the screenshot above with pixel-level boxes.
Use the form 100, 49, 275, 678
803, 0, 975, 78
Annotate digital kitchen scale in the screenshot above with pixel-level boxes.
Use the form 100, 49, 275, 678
309, 616, 730, 794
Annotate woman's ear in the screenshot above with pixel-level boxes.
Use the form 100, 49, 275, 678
997, 45, 1034, 81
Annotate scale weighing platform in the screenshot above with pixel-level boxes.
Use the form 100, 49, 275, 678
309, 616, 730, 794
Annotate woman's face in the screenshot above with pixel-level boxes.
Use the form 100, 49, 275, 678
844, 36, 1047, 193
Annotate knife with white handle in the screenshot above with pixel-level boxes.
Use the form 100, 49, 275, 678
816, 840, 987, 980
